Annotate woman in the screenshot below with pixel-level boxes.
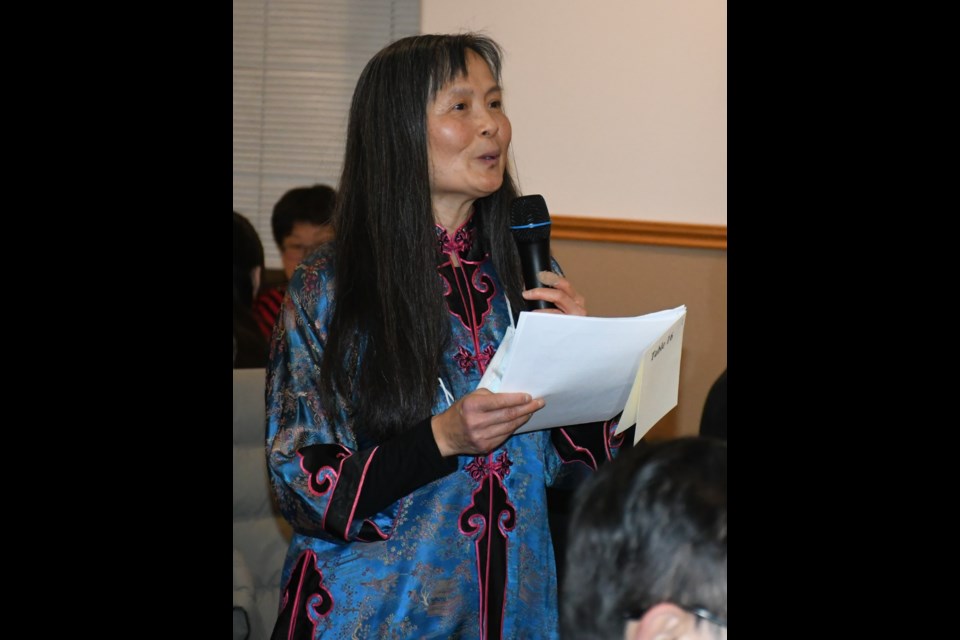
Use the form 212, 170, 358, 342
267, 34, 626, 639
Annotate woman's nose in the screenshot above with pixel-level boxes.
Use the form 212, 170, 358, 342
479, 111, 499, 137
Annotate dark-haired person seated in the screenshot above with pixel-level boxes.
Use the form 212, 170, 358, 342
233, 210, 269, 369
253, 184, 336, 341
561, 437, 726, 640
699, 368, 727, 441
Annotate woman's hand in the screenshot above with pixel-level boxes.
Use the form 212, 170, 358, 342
431, 389, 545, 457
521, 270, 587, 315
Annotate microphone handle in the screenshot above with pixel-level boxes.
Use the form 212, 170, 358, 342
517, 240, 557, 310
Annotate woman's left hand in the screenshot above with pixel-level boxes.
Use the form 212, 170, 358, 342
521, 271, 587, 316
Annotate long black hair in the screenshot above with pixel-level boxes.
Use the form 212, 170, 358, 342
321, 34, 526, 440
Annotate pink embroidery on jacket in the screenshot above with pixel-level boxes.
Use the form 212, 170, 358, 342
459, 451, 516, 640
438, 224, 477, 255
453, 343, 497, 375
464, 451, 513, 482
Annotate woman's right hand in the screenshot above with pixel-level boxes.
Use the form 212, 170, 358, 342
431, 388, 545, 457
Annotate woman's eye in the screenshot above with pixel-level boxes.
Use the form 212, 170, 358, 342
452, 103, 466, 111
490, 100, 502, 109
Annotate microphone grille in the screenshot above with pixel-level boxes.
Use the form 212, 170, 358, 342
510, 195, 551, 242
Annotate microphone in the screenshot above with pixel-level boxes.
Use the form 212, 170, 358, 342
510, 195, 556, 310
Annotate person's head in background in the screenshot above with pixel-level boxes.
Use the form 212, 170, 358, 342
562, 437, 727, 640
234, 210, 264, 306
233, 210, 268, 368
699, 369, 727, 441
271, 184, 336, 280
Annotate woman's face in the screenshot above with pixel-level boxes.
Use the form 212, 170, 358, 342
427, 49, 512, 208
279, 221, 334, 280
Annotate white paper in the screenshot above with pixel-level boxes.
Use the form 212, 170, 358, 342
477, 305, 686, 440
616, 312, 686, 444
476, 325, 514, 393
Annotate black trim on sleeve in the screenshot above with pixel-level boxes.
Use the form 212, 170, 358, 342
352, 416, 459, 520
552, 421, 610, 470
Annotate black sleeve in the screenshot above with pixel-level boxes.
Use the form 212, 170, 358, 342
351, 416, 459, 520
296, 417, 458, 540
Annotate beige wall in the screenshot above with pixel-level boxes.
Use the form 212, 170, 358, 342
551, 239, 726, 440
422, 0, 727, 226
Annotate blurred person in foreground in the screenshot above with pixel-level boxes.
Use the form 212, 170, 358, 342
562, 437, 727, 640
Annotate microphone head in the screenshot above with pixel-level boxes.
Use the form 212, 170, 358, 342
510, 195, 551, 243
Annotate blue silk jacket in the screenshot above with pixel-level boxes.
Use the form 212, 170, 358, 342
266, 213, 624, 639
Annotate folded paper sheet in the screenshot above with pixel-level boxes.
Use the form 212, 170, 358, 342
477, 305, 686, 444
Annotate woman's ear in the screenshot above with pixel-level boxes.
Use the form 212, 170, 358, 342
627, 603, 693, 640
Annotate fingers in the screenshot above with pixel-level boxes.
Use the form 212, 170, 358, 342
434, 390, 545, 456
521, 271, 587, 316
461, 391, 542, 424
